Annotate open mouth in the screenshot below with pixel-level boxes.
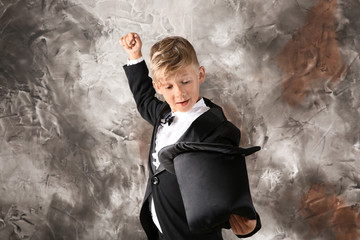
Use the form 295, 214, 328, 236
177, 99, 190, 107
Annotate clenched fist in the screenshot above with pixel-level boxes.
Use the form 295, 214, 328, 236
120, 32, 142, 60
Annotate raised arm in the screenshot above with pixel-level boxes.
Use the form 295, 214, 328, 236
120, 33, 165, 125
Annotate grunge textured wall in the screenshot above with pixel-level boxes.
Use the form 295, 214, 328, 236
0, 0, 359, 239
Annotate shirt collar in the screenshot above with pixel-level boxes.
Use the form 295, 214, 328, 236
173, 98, 207, 117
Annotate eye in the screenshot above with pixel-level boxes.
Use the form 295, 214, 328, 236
182, 80, 191, 84
164, 85, 173, 90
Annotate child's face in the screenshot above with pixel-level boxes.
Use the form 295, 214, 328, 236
154, 64, 205, 112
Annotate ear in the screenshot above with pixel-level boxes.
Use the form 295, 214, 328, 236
152, 81, 163, 94
198, 66, 205, 83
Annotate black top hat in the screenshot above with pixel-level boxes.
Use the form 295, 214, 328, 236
158, 142, 261, 238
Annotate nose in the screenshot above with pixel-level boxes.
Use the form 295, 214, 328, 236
174, 83, 185, 97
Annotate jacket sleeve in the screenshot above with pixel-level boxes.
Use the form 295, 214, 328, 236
123, 61, 165, 126
205, 120, 241, 147
217, 121, 241, 146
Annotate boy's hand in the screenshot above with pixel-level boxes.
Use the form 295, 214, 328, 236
120, 32, 142, 60
229, 214, 256, 236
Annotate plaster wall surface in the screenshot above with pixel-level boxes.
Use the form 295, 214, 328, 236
0, 0, 359, 239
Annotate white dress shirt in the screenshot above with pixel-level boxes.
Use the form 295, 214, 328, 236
152, 98, 210, 169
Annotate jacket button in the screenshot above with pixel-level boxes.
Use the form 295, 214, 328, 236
152, 176, 159, 185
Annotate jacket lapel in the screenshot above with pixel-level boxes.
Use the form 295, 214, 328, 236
143, 104, 170, 202
149, 104, 171, 175
177, 98, 226, 143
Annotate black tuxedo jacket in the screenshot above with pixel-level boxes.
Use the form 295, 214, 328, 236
124, 61, 241, 240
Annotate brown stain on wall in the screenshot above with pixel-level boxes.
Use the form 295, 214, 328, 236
301, 183, 360, 240
277, 0, 345, 107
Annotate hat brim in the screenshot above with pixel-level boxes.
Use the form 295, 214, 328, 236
158, 142, 261, 174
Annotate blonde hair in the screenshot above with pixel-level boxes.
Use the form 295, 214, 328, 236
150, 36, 199, 84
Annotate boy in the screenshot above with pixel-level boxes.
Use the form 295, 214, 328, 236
120, 33, 260, 240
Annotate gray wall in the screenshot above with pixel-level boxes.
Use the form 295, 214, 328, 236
0, 0, 359, 239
